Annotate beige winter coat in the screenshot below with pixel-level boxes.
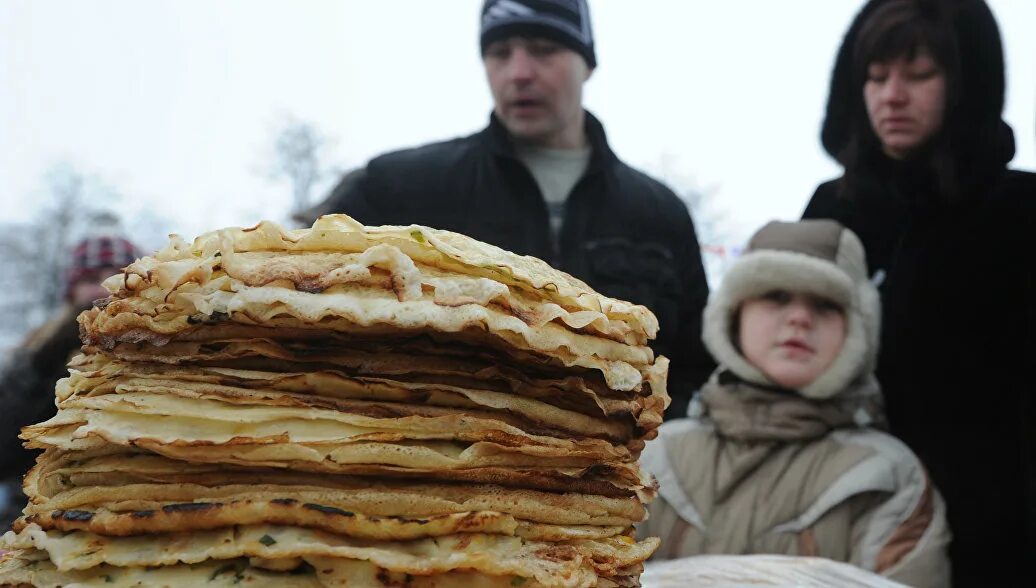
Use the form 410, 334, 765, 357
639, 375, 951, 588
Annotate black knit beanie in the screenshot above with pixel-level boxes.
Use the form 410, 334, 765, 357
480, 0, 596, 69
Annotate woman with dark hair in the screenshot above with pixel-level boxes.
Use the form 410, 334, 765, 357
803, 0, 1035, 584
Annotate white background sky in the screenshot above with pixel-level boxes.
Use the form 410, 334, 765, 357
2, 0, 1034, 248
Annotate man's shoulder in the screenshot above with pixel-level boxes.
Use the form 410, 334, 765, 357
367, 131, 484, 175
1004, 168, 1036, 181
608, 160, 690, 216
813, 177, 842, 196
802, 177, 847, 220
998, 169, 1036, 199
611, 161, 678, 199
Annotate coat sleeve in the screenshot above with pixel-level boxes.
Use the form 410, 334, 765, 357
0, 349, 51, 475
636, 421, 709, 560
0, 307, 81, 477
848, 478, 952, 588
664, 204, 716, 420
1019, 183, 1036, 561
297, 166, 386, 227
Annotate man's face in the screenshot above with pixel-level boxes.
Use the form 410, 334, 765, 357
483, 37, 591, 149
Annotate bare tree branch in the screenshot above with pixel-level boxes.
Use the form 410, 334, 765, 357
264, 116, 332, 218
0, 162, 144, 345
649, 155, 735, 287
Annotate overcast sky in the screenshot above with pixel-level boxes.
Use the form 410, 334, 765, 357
2, 0, 1033, 248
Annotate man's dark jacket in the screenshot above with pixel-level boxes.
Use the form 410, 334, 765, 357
803, 0, 1035, 584
314, 112, 715, 418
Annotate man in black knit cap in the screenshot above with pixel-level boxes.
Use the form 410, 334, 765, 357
305, 0, 714, 419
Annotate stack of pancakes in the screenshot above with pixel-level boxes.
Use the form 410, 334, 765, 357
0, 215, 667, 587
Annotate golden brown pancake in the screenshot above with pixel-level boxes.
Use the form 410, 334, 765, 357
3, 524, 657, 586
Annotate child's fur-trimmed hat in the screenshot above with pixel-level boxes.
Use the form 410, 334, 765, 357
703, 220, 880, 399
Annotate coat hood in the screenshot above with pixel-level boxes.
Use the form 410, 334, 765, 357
821, 0, 1015, 172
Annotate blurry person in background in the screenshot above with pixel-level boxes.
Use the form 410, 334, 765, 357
0, 233, 139, 528
802, 0, 1036, 584
301, 0, 715, 419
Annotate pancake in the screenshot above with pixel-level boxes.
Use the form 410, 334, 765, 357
214, 249, 649, 346
2, 523, 657, 584
80, 297, 655, 393
122, 325, 663, 397
25, 430, 651, 500
153, 320, 660, 394
72, 341, 666, 427
24, 450, 653, 520
82, 281, 654, 364
116, 215, 658, 340
25, 391, 632, 466
0, 551, 551, 587
20, 503, 628, 542
61, 353, 642, 444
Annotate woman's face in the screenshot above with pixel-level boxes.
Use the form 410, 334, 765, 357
864, 50, 947, 159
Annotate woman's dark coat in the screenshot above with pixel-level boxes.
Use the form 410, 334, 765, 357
803, 0, 1035, 584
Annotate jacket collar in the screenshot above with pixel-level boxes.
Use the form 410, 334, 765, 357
698, 369, 886, 443
483, 109, 618, 175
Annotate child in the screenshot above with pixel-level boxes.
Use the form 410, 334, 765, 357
639, 220, 950, 587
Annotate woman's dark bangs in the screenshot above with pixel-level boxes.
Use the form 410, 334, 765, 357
855, 5, 953, 76
865, 20, 931, 65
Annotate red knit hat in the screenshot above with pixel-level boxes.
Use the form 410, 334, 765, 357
65, 235, 140, 292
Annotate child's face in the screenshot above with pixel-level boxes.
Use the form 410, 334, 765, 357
738, 290, 847, 390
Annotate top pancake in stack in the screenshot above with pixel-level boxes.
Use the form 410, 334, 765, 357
2, 214, 667, 587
